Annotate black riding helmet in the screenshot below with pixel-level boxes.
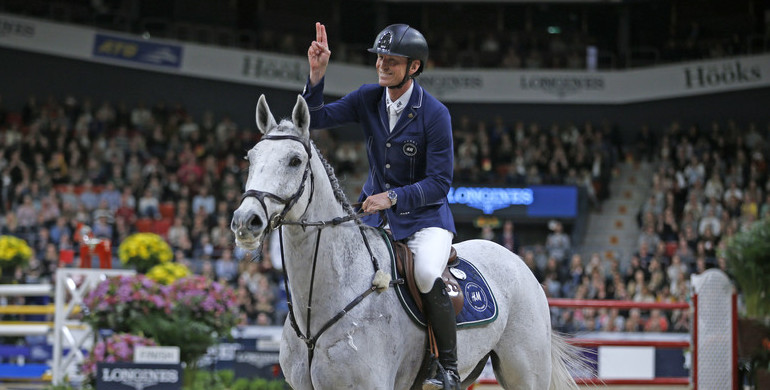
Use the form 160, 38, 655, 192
367, 24, 429, 88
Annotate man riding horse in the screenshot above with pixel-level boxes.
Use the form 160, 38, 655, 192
303, 22, 460, 390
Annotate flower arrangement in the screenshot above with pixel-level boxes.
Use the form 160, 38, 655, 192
81, 333, 158, 382
146, 262, 192, 285
118, 232, 173, 273
0, 235, 32, 272
82, 274, 239, 364
82, 274, 171, 334
166, 276, 240, 334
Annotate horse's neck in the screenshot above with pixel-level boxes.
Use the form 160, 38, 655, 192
281, 158, 378, 323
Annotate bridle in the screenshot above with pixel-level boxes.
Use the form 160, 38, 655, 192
238, 133, 402, 375
240, 134, 315, 235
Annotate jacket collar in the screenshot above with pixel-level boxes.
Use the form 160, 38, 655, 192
380, 80, 423, 137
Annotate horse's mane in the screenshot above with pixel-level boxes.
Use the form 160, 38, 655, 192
310, 139, 359, 220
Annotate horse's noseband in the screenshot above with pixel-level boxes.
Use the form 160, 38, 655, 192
240, 134, 314, 233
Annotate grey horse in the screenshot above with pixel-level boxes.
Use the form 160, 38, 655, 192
231, 95, 586, 390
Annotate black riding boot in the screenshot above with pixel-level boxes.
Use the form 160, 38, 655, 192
421, 278, 460, 390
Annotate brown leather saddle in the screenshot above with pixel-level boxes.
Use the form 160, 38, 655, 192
393, 241, 464, 316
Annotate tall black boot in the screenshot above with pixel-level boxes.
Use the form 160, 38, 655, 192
421, 278, 460, 390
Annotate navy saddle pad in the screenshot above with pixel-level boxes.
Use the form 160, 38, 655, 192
391, 254, 498, 328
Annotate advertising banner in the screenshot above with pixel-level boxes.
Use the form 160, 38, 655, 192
1, 12, 768, 104
448, 185, 578, 219
93, 34, 182, 69
95, 363, 182, 390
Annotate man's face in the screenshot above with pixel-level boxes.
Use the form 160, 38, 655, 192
376, 54, 411, 87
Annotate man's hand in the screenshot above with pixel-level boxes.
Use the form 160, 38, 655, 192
362, 192, 392, 213
308, 22, 331, 87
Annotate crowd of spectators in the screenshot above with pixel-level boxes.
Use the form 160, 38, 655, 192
5, 1, 766, 70
497, 118, 769, 335
0, 91, 621, 328
1, 91, 768, 336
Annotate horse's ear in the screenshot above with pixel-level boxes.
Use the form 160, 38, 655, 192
255, 94, 277, 134
292, 95, 310, 140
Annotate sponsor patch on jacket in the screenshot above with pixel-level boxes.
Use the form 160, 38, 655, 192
402, 141, 417, 157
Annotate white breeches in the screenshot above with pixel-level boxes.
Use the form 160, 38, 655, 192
405, 227, 454, 293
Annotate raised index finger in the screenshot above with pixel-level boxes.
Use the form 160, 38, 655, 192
316, 22, 327, 46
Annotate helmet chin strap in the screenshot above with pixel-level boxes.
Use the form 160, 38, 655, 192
388, 59, 414, 90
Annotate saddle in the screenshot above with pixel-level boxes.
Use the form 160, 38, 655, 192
393, 241, 465, 316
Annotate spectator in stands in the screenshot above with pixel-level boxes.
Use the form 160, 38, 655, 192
701, 196, 723, 221
498, 220, 520, 254
644, 309, 669, 332
638, 224, 660, 253
166, 216, 189, 249
521, 249, 543, 283
723, 181, 743, 203
137, 188, 160, 219
191, 186, 216, 217
698, 208, 721, 237
563, 254, 585, 298
657, 208, 679, 242
92, 214, 113, 239
130, 101, 153, 130
78, 180, 100, 212
15, 194, 37, 232
215, 248, 239, 283
624, 308, 643, 332
545, 220, 570, 263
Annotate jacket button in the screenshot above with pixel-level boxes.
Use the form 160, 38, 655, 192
385, 163, 391, 169
408, 113, 414, 118
385, 184, 391, 189
386, 143, 391, 148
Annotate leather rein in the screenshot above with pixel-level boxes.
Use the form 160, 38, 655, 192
239, 134, 402, 371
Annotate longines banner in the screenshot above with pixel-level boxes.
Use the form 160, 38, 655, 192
2, 12, 769, 104
96, 363, 182, 390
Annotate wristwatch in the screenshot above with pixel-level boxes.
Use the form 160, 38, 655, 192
387, 190, 398, 206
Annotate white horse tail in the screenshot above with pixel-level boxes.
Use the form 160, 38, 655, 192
549, 331, 597, 390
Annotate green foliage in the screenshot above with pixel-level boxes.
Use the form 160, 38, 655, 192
133, 312, 218, 364
721, 218, 770, 318
232, 378, 251, 390
180, 369, 285, 390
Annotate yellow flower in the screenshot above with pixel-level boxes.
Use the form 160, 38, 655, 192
146, 262, 191, 285
0, 236, 33, 269
117, 233, 173, 273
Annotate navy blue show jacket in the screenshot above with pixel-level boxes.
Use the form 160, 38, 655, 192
303, 77, 456, 241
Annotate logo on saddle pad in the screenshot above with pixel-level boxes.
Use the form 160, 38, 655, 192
464, 282, 488, 312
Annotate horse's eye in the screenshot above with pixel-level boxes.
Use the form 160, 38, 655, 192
289, 156, 302, 167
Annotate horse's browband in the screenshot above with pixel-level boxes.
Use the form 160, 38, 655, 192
259, 134, 312, 157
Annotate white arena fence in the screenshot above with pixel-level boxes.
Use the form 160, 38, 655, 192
0, 268, 134, 384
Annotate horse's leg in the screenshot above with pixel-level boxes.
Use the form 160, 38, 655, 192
280, 324, 313, 390
306, 318, 409, 390
491, 313, 552, 389
490, 278, 553, 390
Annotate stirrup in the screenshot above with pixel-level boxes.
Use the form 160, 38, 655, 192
422, 363, 459, 390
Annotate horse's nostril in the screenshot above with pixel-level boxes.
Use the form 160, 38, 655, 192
249, 214, 263, 230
